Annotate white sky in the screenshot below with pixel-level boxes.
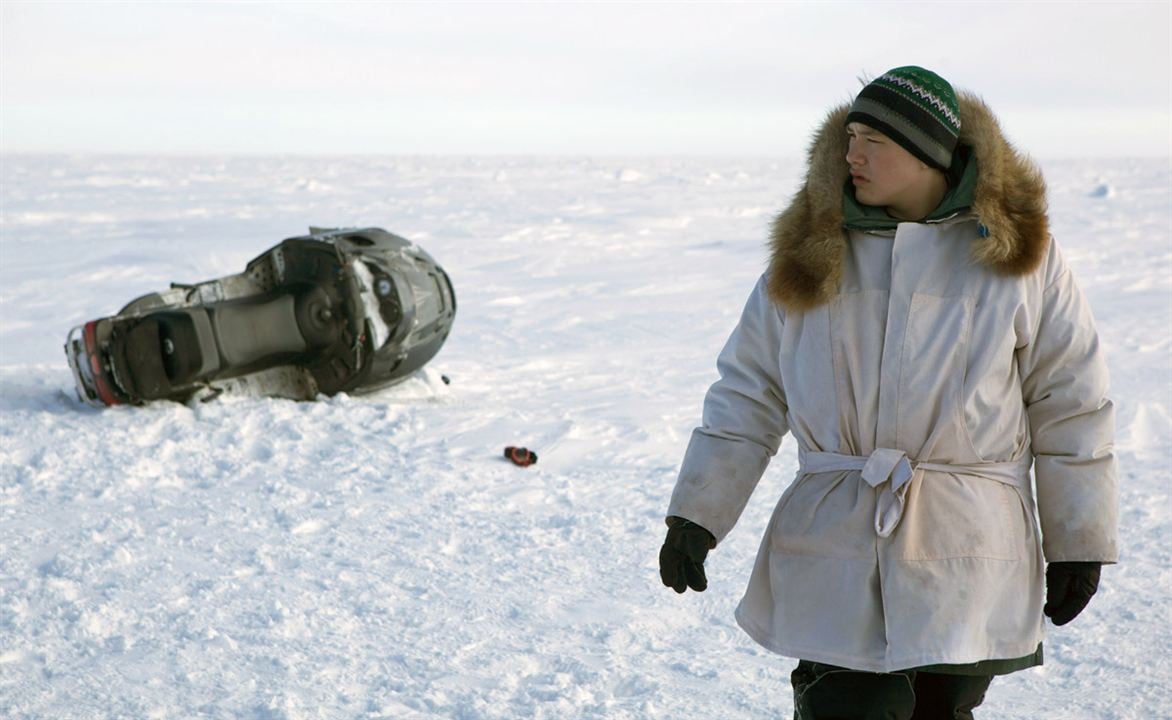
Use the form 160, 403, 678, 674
2, 1, 1169, 157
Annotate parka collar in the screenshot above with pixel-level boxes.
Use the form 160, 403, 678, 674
767, 92, 1050, 311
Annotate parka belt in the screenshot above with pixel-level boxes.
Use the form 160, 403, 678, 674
798, 449, 1034, 538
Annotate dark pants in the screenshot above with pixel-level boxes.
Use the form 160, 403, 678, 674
791, 660, 994, 720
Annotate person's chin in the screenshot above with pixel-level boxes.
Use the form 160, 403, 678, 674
855, 188, 882, 207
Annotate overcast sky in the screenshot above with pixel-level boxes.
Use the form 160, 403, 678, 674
2, 1, 1169, 157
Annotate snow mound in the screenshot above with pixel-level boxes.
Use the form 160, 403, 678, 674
1089, 182, 1116, 198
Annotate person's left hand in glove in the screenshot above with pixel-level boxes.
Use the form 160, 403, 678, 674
1044, 561, 1102, 626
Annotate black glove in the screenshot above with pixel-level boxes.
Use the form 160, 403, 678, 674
659, 516, 716, 594
1044, 561, 1102, 626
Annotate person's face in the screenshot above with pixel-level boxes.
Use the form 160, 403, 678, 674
845, 122, 939, 220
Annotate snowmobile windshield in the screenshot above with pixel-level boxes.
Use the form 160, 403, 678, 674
401, 267, 446, 332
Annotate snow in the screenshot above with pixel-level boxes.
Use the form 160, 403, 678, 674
1, 154, 1170, 719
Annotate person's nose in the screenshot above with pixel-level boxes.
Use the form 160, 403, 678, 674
846, 138, 864, 168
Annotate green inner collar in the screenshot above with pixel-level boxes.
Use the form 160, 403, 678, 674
843, 146, 979, 231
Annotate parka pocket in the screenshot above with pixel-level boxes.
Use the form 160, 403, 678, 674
895, 472, 1023, 562
771, 470, 878, 560
897, 293, 981, 461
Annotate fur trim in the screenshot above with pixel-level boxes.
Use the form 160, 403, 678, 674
767, 91, 1049, 311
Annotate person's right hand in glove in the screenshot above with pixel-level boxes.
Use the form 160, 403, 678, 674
659, 516, 716, 593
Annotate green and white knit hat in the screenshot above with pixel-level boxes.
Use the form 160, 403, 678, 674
846, 66, 961, 170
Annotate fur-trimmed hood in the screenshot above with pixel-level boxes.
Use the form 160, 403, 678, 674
767, 92, 1050, 311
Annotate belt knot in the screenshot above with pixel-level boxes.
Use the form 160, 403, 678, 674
861, 449, 916, 537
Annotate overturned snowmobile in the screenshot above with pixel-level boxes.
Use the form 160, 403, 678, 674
65, 227, 456, 406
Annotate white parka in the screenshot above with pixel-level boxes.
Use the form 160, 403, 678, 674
667, 94, 1118, 673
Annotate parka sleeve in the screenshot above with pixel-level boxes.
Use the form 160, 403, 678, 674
667, 275, 789, 542
1016, 241, 1118, 563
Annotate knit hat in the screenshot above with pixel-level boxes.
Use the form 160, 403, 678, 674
846, 66, 961, 170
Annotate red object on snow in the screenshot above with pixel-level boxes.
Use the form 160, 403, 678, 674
504, 446, 538, 467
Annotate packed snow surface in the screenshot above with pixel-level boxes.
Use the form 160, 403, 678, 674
1, 155, 1169, 719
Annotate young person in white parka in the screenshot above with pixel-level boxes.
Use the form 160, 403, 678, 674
659, 66, 1118, 719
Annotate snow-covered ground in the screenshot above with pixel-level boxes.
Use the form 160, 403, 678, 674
1, 154, 1169, 719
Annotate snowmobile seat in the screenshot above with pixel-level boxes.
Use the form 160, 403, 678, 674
117, 286, 341, 400
207, 293, 310, 369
